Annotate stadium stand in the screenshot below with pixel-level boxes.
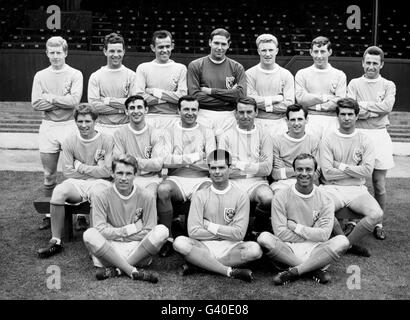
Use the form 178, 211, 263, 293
0, 0, 408, 58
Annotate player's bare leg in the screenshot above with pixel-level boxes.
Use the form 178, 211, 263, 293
372, 169, 387, 240
218, 241, 262, 266
39, 152, 59, 229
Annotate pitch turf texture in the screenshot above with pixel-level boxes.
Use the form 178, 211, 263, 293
0, 171, 408, 300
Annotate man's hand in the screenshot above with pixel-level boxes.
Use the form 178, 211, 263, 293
74, 160, 82, 171
200, 87, 212, 95
42, 93, 55, 103
287, 219, 297, 231
203, 219, 210, 229
145, 88, 154, 95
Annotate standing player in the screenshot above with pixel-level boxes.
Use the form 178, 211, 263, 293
246, 33, 295, 138
31, 36, 83, 230
187, 28, 246, 140
295, 36, 346, 138
37, 104, 113, 258
113, 95, 164, 196
319, 98, 383, 255
270, 104, 320, 193
258, 153, 349, 285
218, 98, 274, 233
134, 30, 187, 130
173, 149, 262, 282
347, 46, 396, 240
88, 33, 135, 136
83, 154, 168, 282
157, 95, 216, 256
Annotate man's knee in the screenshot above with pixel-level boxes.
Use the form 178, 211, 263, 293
255, 187, 274, 207
366, 206, 383, 223
149, 224, 169, 245
173, 236, 192, 255
50, 183, 69, 204
243, 242, 263, 261
83, 228, 105, 252
329, 235, 350, 254
256, 231, 277, 249
157, 182, 172, 201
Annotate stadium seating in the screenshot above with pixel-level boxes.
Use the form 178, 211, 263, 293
0, 0, 408, 58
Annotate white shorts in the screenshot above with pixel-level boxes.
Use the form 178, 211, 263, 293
95, 123, 127, 137
166, 176, 211, 201
63, 178, 111, 203
255, 118, 288, 138
145, 114, 179, 132
357, 128, 394, 170
231, 177, 268, 196
306, 115, 339, 140
270, 179, 296, 193
202, 240, 242, 261
133, 175, 163, 189
285, 241, 321, 263
39, 119, 76, 153
92, 240, 141, 267
197, 109, 236, 138
319, 184, 369, 210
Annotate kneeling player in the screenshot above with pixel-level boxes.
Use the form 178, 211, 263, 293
258, 153, 349, 285
83, 155, 168, 282
37, 104, 113, 258
173, 149, 263, 282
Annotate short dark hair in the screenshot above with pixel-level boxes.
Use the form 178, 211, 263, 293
74, 103, 99, 121
206, 149, 232, 167
104, 33, 125, 50
311, 36, 331, 51
292, 153, 318, 171
285, 104, 308, 120
363, 45, 384, 64
151, 30, 173, 46
210, 28, 231, 43
112, 154, 138, 174
177, 95, 199, 110
236, 97, 257, 112
336, 98, 360, 116
124, 95, 147, 110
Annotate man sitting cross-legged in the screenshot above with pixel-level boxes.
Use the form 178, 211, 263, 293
218, 97, 274, 233
173, 149, 262, 282
319, 98, 383, 257
157, 95, 216, 257
258, 153, 350, 285
83, 154, 168, 282
37, 104, 113, 258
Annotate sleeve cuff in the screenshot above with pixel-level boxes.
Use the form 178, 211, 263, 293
264, 97, 273, 107
315, 104, 322, 111
294, 224, 303, 235
103, 97, 110, 105
152, 88, 163, 99
207, 222, 219, 235
124, 223, 138, 236
338, 163, 347, 171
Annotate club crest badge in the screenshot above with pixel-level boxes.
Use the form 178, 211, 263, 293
353, 147, 363, 164
224, 208, 236, 223
225, 76, 235, 89
330, 82, 337, 94
144, 145, 153, 159
312, 210, 320, 224
94, 149, 106, 162
134, 208, 143, 222
63, 80, 72, 96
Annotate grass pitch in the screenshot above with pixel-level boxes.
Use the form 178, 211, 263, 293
0, 171, 408, 300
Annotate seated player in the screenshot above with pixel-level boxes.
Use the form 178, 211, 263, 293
246, 33, 295, 138
113, 95, 164, 196
83, 154, 168, 282
270, 104, 319, 193
258, 153, 349, 285
37, 104, 113, 258
173, 149, 262, 282
295, 36, 346, 139
157, 95, 216, 257
218, 97, 274, 233
319, 98, 383, 256
134, 30, 187, 131
31, 36, 83, 230
88, 33, 135, 136
347, 46, 396, 240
